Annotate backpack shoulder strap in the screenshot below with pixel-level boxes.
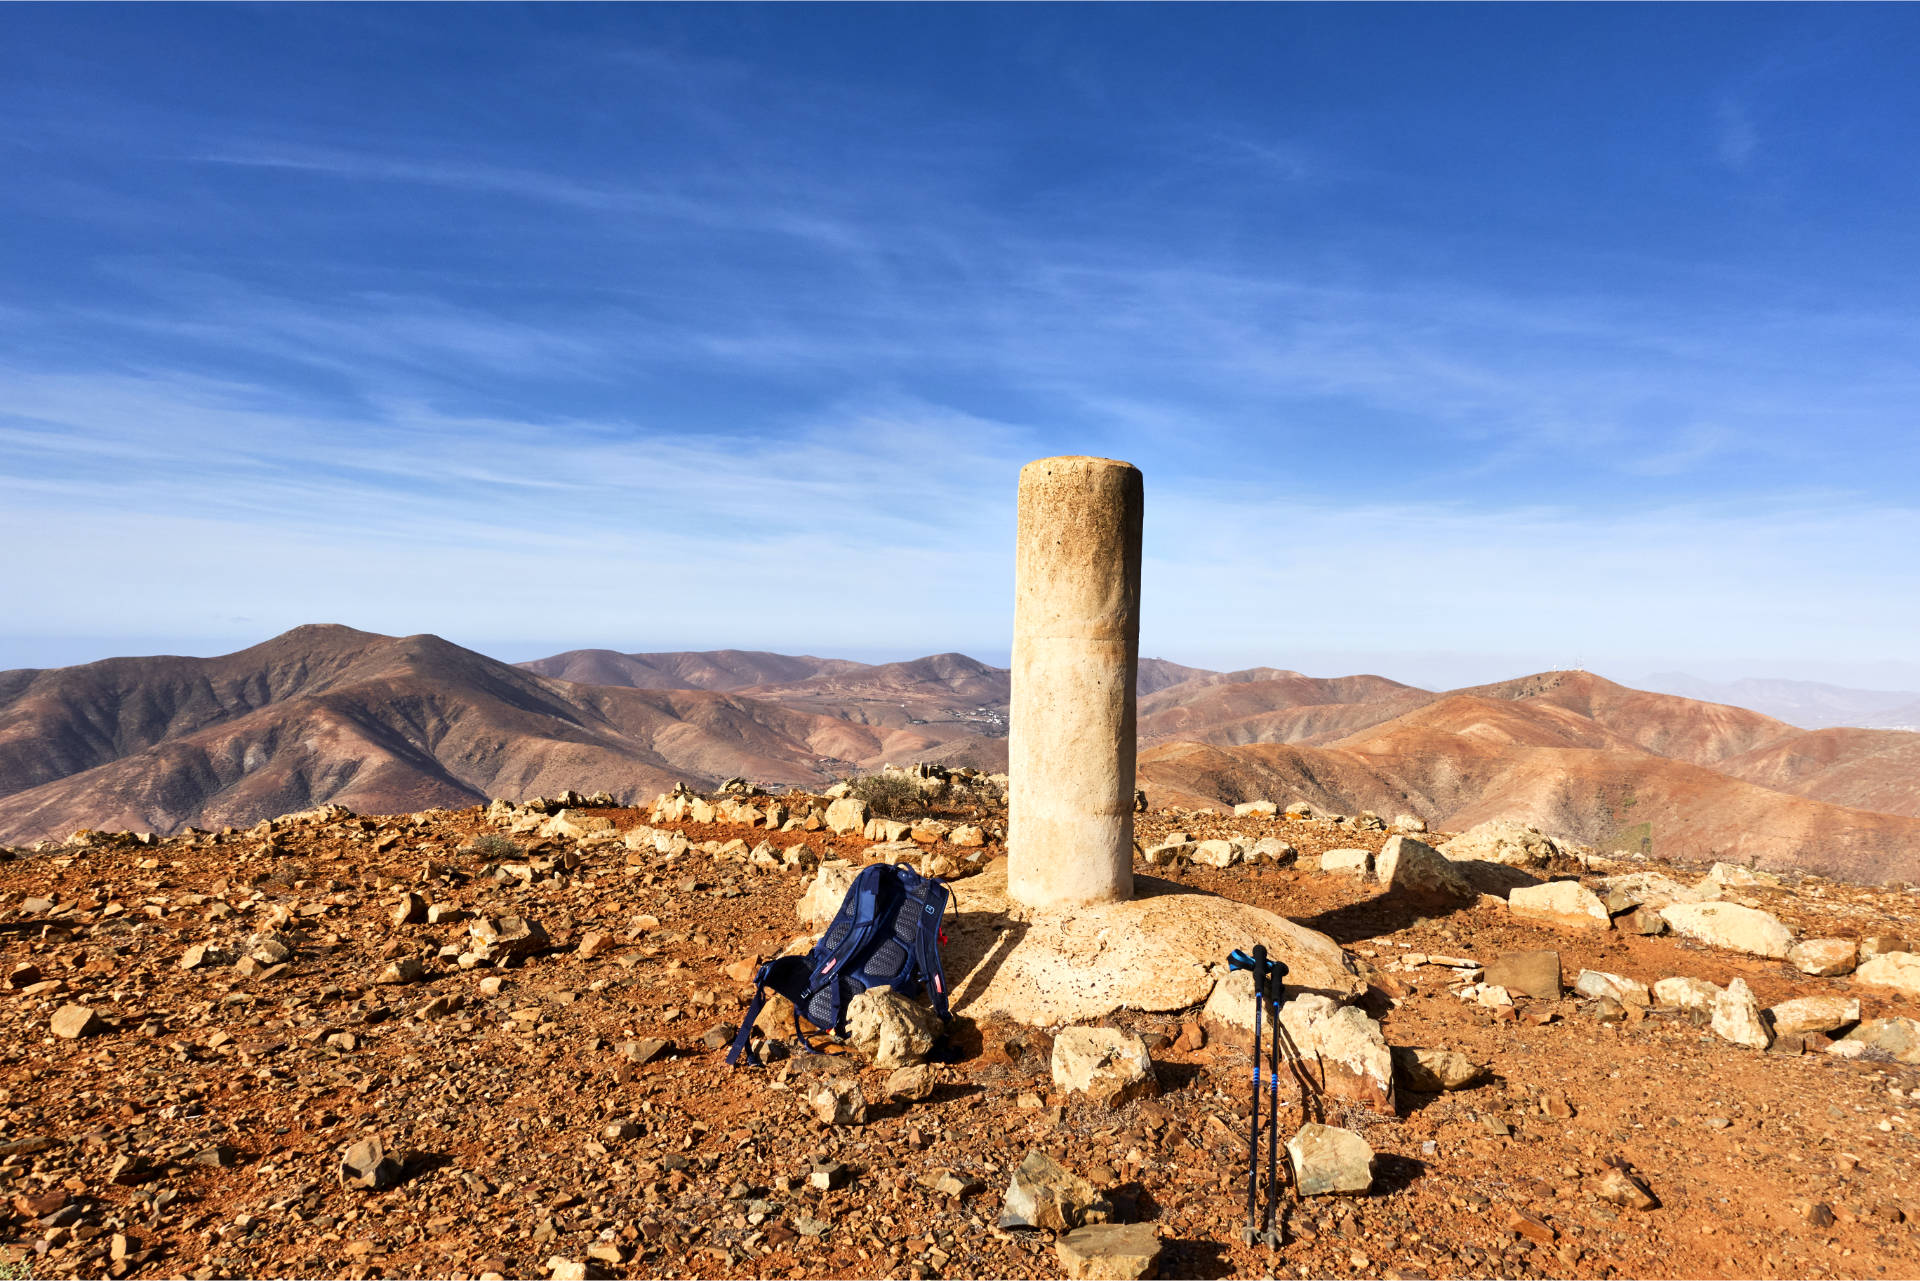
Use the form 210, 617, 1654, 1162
913, 878, 953, 1022
725, 954, 812, 1068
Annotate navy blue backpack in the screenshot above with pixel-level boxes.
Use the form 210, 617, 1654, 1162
726, 862, 952, 1067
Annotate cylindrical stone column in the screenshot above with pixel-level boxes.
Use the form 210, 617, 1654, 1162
1008, 455, 1143, 912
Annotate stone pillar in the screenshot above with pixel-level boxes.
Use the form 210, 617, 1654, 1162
1008, 456, 1143, 911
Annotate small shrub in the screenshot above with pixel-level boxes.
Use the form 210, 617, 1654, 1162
467, 831, 522, 860
848, 772, 923, 820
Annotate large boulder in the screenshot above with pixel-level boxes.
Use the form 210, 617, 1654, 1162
1589, 872, 1706, 914
539, 809, 614, 841
824, 797, 870, 834
1698, 862, 1778, 891
1249, 837, 1296, 865
844, 986, 940, 1069
1191, 839, 1241, 869
1768, 995, 1860, 1037
1391, 1046, 1487, 1092
1051, 1027, 1158, 1107
1318, 849, 1372, 878
942, 860, 1363, 1024
1508, 881, 1610, 931
1374, 835, 1474, 905
1277, 993, 1395, 1113
1484, 950, 1561, 1000
1659, 903, 1793, 959
1437, 819, 1562, 869
1202, 975, 1393, 1111
796, 860, 859, 929
1575, 970, 1651, 1008
1853, 951, 1920, 999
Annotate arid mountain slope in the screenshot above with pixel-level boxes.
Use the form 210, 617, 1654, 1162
1454, 670, 1797, 766
1135, 656, 1221, 694
1716, 727, 1920, 819
12, 632, 1920, 881
0, 627, 997, 844
518, 648, 864, 691
1138, 669, 1432, 747
727, 653, 1010, 732
1138, 685, 1920, 882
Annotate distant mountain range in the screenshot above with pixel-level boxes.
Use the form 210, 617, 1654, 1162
5, 626, 1920, 882
1638, 672, 1920, 731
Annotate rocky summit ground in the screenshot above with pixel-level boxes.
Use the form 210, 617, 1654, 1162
2, 785, 1918, 1281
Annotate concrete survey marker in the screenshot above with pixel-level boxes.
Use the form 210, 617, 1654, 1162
951, 455, 1358, 1023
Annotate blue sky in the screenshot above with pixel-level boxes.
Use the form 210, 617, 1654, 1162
4, 4, 1919, 689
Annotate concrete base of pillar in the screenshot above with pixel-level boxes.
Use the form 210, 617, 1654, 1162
944, 859, 1365, 1026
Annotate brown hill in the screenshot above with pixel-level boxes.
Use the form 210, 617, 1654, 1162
0, 627, 1000, 845
1453, 670, 1797, 766
1138, 669, 1431, 747
1138, 680, 1920, 882
1716, 726, 1920, 818
1135, 656, 1219, 694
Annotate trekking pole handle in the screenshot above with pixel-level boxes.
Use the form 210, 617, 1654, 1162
1228, 947, 1290, 982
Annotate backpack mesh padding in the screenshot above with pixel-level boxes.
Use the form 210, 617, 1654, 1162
853, 937, 909, 986
804, 985, 841, 1028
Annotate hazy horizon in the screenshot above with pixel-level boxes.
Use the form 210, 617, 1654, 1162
8, 624, 1920, 708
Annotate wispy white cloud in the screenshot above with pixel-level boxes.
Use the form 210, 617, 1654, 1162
4, 358, 1916, 686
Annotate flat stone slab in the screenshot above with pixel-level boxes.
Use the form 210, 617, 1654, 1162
945, 860, 1363, 1025
1056, 1223, 1161, 1280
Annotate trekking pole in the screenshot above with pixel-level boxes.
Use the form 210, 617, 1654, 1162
1228, 945, 1268, 1246
1262, 957, 1289, 1247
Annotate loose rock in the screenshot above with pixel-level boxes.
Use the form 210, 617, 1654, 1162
1788, 937, 1859, 976
1710, 977, 1773, 1050
1055, 1223, 1162, 1281
1509, 881, 1611, 931
1854, 950, 1920, 999
885, 1063, 938, 1102
1485, 950, 1561, 1000
1287, 1123, 1375, 1196
1659, 902, 1793, 959
1392, 1046, 1488, 1092
50, 1004, 104, 1040
1050, 1027, 1158, 1107
844, 986, 940, 1069
806, 1076, 867, 1125
999, 1148, 1113, 1231
339, 1136, 402, 1190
